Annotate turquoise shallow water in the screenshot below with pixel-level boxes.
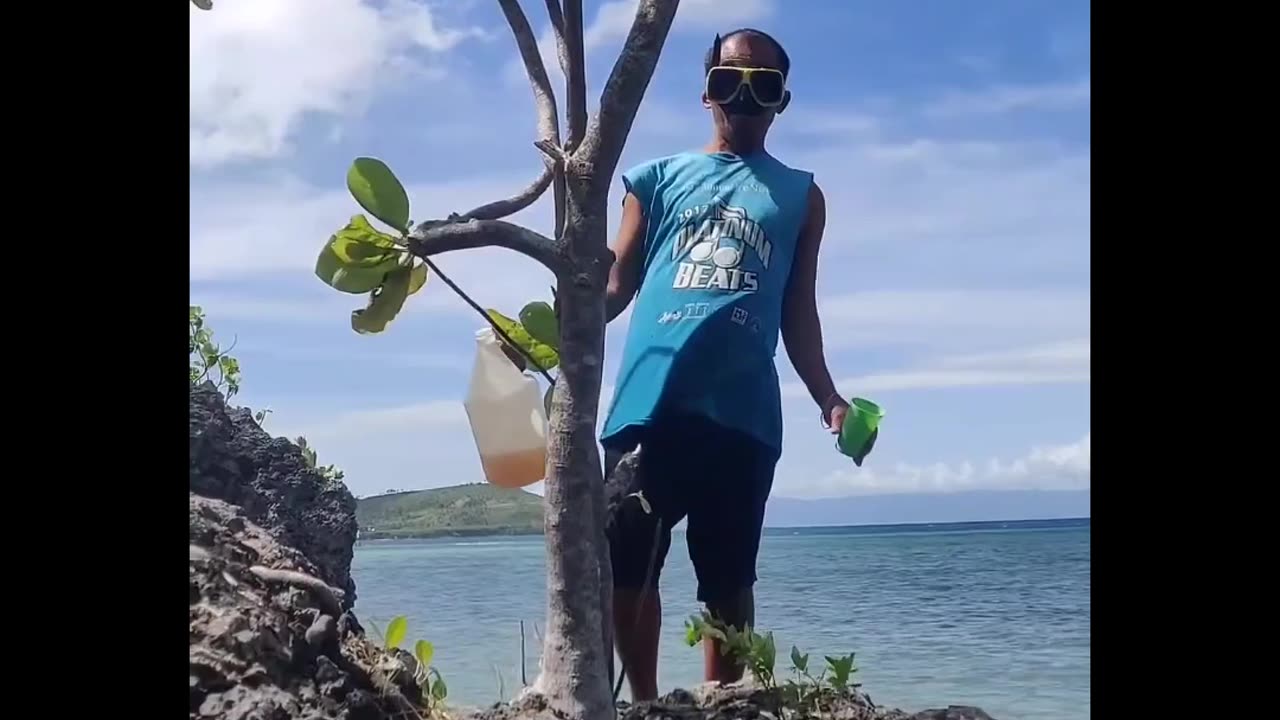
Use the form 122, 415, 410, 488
352, 518, 1090, 720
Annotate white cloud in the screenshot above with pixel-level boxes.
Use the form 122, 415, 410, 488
785, 138, 1089, 274
270, 398, 508, 498
234, 340, 468, 371
787, 433, 1090, 498
924, 78, 1091, 117
188, 293, 353, 325
816, 290, 1091, 352
583, 0, 774, 53
782, 338, 1089, 398
935, 339, 1090, 370
299, 400, 468, 439
190, 0, 483, 167
838, 366, 1087, 393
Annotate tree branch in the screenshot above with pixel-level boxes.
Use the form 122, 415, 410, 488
409, 219, 565, 275
543, 0, 569, 75
576, 0, 679, 185
458, 165, 554, 221
497, 0, 560, 151
248, 565, 344, 618
561, 0, 588, 150
497, 0, 568, 240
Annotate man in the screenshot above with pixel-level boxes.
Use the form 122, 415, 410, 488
601, 28, 849, 700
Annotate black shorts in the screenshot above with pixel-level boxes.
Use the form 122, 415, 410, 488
603, 413, 778, 605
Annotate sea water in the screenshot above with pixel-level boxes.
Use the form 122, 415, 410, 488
352, 518, 1089, 720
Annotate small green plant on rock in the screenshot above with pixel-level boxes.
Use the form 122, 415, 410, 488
369, 615, 449, 716
684, 611, 861, 713
294, 436, 345, 483
684, 611, 778, 689
189, 305, 271, 426
190, 307, 347, 481
782, 646, 860, 711
189, 305, 242, 399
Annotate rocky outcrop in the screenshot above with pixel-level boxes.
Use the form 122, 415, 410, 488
190, 383, 358, 606
190, 387, 425, 720
460, 683, 996, 720
189, 494, 426, 720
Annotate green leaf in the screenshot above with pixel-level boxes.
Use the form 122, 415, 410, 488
519, 301, 559, 352
347, 157, 411, 233
760, 632, 776, 673
414, 639, 434, 668
824, 654, 853, 689
315, 244, 389, 294
486, 309, 559, 371
407, 261, 429, 295
352, 267, 413, 335
329, 215, 404, 267
825, 655, 840, 675
684, 616, 709, 647
684, 627, 698, 647
385, 616, 408, 650
790, 646, 808, 673
430, 671, 448, 701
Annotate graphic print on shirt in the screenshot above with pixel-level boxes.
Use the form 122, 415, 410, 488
670, 201, 772, 293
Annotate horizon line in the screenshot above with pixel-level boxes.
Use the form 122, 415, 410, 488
761, 516, 1090, 531
355, 483, 1092, 501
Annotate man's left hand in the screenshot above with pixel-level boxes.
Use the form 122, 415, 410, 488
824, 397, 850, 435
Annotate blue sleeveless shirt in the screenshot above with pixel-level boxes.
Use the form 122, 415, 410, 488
600, 151, 814, 452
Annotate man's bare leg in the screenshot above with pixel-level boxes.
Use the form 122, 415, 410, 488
614, 586, 662, 701
702, 588, 755, 684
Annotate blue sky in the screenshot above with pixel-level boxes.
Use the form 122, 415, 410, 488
190, 0, 1090, 505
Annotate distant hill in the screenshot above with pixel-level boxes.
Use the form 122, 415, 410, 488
355, 485, 1090, 539
356, 483, 544, 539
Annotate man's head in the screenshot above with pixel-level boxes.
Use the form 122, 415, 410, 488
702, 29, 792, 144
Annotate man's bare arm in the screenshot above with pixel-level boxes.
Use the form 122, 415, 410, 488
606, 193, 647, 323
781, 182, 843, 421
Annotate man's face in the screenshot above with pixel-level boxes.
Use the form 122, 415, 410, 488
703, 34, 788, 135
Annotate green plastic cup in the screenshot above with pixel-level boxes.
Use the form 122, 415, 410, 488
837, 397, 884, 465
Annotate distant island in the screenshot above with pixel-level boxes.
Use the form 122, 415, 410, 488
355, 484, 1091, 540
355, 483, 544, 539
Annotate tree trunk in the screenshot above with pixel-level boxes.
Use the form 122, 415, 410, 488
534, 178, 615, 718
406, 5, 680, 716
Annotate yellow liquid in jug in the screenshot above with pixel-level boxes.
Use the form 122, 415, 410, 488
480, 447, 546, 488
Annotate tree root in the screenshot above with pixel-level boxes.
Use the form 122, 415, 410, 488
248, 565, 344, 617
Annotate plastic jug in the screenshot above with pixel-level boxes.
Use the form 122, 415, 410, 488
463, 327, 548, 488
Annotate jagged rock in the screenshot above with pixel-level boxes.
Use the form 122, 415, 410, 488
189, 494, 422, 720
456, 682, 998, 720
910, 709, 996, 720
190, 383, 358, 606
